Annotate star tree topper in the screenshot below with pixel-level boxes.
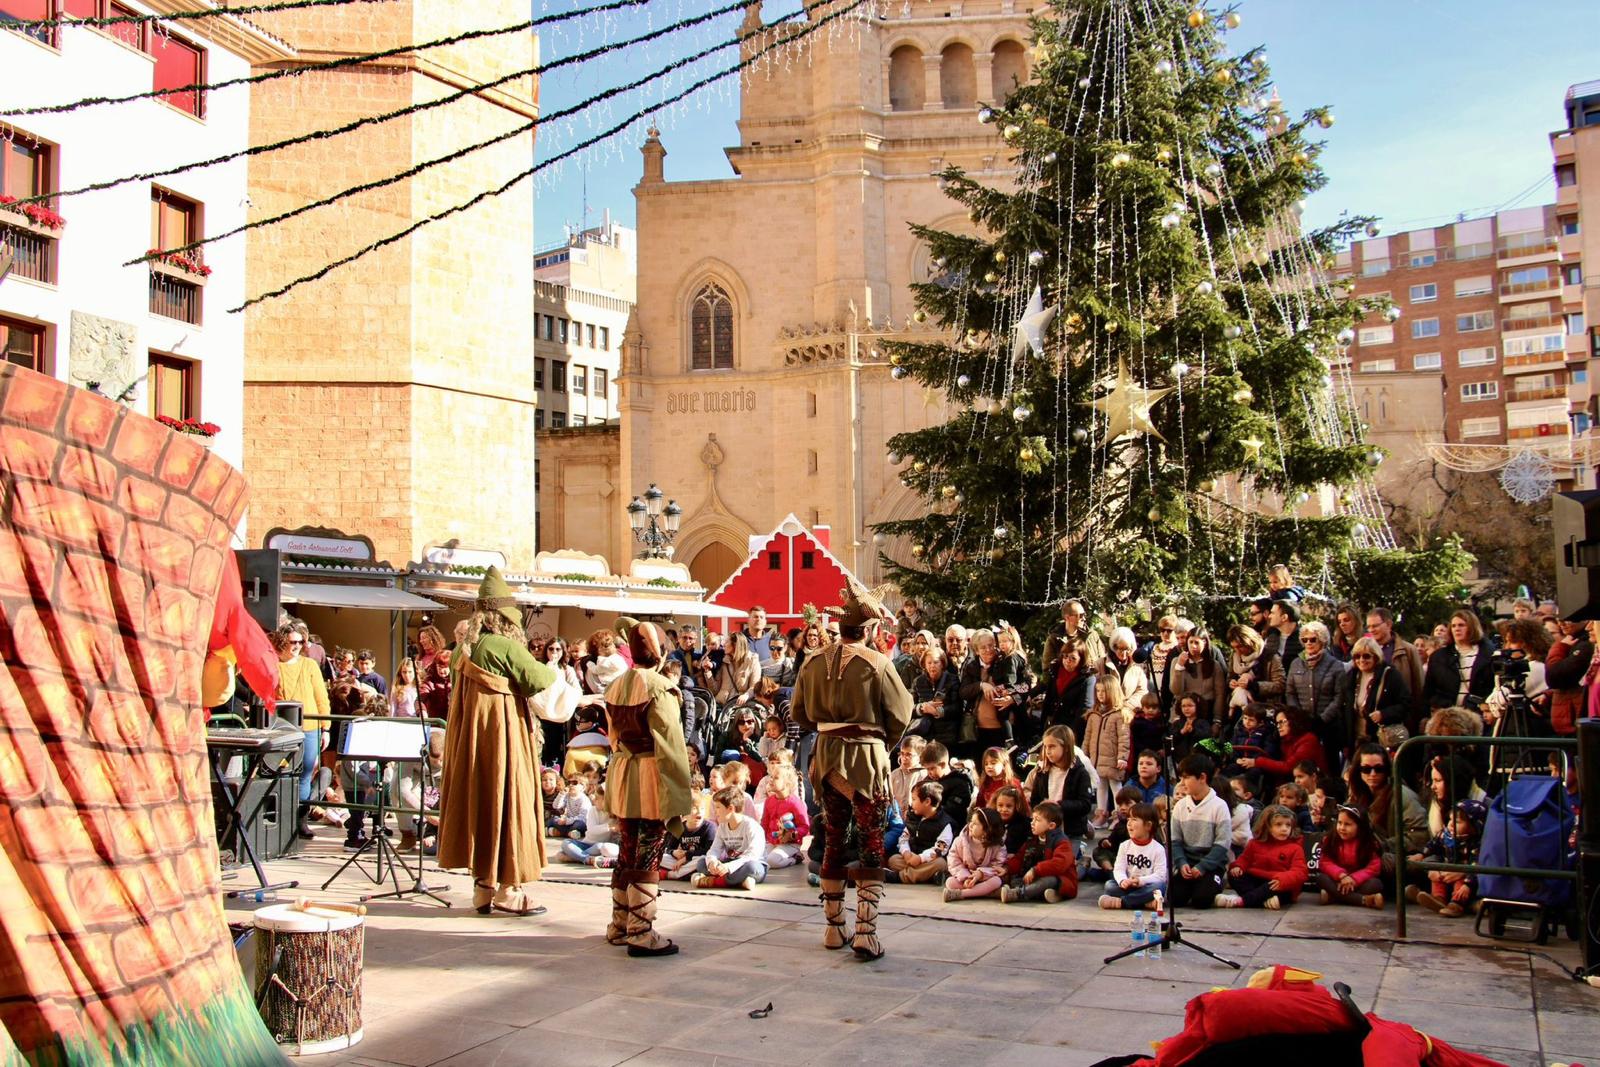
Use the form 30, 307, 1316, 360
1090, 359, 1176, 442
1011, 286, 1058, 362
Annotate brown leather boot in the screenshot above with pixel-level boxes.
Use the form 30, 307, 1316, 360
851, 868, 886, 961
624, 873, 679, 957
607, 868, 632, 946
819, 878, 851, 950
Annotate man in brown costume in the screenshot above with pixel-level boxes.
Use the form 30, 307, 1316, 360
789, 578, 914, 960
438, 567, 577, 915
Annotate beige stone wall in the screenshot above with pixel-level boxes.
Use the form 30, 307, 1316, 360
534, 425, 624, 566
244, 0, 538, 567
625, 1, 1030, 584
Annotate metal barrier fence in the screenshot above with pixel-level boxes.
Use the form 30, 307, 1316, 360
1392, 733, 1577, 938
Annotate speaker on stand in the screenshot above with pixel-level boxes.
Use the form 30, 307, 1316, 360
235, 549, 281, 635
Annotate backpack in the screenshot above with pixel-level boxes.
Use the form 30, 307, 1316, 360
1476, 776, 1575, 908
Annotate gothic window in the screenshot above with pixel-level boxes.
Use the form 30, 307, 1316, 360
940, 43, 976, 110
690, 283, 734, 370
888, 45, 925, 112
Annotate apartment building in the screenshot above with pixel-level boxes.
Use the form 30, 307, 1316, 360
0, 2, 293, 469
1555, 80, 1599, 433
1337, 204, 1586, 447
532, 215, 634, 428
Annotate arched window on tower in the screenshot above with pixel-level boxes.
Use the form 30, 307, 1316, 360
990, 40, 1029, 102
888, 45, 925, 112
690, 284, 734, 370
940, 43, 976, 110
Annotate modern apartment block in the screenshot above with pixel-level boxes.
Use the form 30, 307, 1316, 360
1555, 80, 1600, 433
1337, 203, 1586, 447
532, 215, 635, 428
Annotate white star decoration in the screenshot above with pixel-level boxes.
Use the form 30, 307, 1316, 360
1089, 359, 1176, 442
1011, 286, 1058, 362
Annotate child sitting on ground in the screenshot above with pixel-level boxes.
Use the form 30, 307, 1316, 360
992, 785, 1031, 858
1130, 749, 1167, 805
548, 775, 593, 839
539, 766, 562, 828
1412, 798, 1485, 917
759, 765, 810, 869
751, 750, 795, 814
1129, 694, 1167, 768
975, 746, 1021, 810
1317, 805, 1384, 909
559, 784, 618, 867
1226, 703, 1279, 775
660, 807, 715, 880
1021, 726, 1094, 840
715, 760, 758, 819
693, 786, 768, 890
890, 737, 927, 817
1167, 754, 1233, 910
1229, 771, 1265, 825
944, 807, 1008, 902
1221, 803, 1308, 909
1275, 782, 1316, 833
889, 781, 954, 884
1212, 775, 1254, 855
1000, 801, 1079, 903
1087, 786, 1142, 883
1308, 775, 1347, 832
1098, 802, 1167, 910
920, 741, 975, 826
756, 714, 788, 762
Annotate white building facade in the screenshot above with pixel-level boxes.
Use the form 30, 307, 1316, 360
0, 2, 292, 470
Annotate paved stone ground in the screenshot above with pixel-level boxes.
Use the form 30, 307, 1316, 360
223, 832, 1596, 1067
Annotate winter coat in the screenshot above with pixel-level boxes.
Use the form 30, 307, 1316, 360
910, 666, 964, 750
1080, 704, 1130, 780
1101, 655, 1149, 719
960, 653, 1024, 735
1340, 662, 1411, 744
1286, 654, 1348, 743
1129, 713, 1167, 761
1423, 640, 1495, 710
1262, 628, 1302, 674
1023, 760, 1094, 838
1005, 828, 1079, 897
1032, 664, 1096, 734
947, 828, 1008, 882
1545, 636, 1592, 736
1233, 836, 1309, 897
1319, 834, 1382, 886
1170, 650, 1229, 723
1381, 636, 1428, 721
1251, 729, 1327, 782
1228, 649, 1286, 702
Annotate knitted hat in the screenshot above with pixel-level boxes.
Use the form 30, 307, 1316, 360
826, 576, 890, 628
1453, 798, 1487, 834
475, 566, 521, 627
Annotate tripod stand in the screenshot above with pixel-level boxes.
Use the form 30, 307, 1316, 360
364, 734, 450, 907
1104, 726, 1239, 969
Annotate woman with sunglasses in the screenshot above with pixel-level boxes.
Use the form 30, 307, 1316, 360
1284, 621, 1349, 766
1345, 742, 1428, 882
271, 623, 332, 840
1339, 636, 1411, 751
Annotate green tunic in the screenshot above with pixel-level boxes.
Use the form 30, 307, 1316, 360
788, 642, 913, 797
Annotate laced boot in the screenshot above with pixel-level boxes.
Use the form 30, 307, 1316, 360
851, 867, 886, 961
624, 873, 679, 957
819, 877, 851, 950
607, 868, 632, 946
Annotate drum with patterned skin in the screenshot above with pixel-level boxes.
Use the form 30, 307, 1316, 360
252, 904, 364, 1056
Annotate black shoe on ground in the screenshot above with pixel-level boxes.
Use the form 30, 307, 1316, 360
296, 817, 316, 840
343, 834, 370, 851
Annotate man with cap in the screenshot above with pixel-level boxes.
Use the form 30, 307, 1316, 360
789, 577, 913, 960
600, 620, 694, 957
438, 567, 577, 915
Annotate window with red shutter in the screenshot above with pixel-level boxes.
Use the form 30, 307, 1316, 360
152, 31, 203, 116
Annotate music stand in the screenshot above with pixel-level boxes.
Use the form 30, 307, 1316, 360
366, 718, 450, 908
321, 719, 445, 905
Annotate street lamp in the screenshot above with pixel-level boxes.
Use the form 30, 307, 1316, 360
628, 483, 681, 559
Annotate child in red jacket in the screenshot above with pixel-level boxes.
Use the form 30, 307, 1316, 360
1221, 804, 1308, 909
999, 801, 1079, 903
1317, 805, 1384, 909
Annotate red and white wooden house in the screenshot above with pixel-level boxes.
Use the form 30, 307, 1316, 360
706, 514, 867, 634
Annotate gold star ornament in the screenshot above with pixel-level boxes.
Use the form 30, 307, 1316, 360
1089, 359, 1176, 442
1240, 435, 1265, 462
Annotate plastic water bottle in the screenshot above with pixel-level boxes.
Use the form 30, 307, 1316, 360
248, 890, 279, 904
1130, 911, 1146, 959
1146, 908, 1162, 961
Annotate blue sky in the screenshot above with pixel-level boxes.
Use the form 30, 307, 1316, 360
530, 0, 1600, 247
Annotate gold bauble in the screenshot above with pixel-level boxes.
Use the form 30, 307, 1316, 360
1147, 508, 1162, 522
941, 484, 957, 499
989, 548, 1005, 562
1111, 151, 1132, 167
911, 544, 925, 558
1213, 67, 1232, 85
1197, 479, 1216, 493
994, 250, 1008, 265
1020, 102, 1034, 114
913, 460, 928, 473
890, 352, 903, 366
1155, 147, 1173, 164
1233, 386, 1254, 404
984, 271, 999, 284
1020, 446, 1036, 462
1317, 111, 1335, 129
1104, 320, 1120, 334
1225, 12, 1242, 29
913, 309, 928, 323
1186, 9, 1205, 28
1033, 116, 1049, 126
1064, 312, 1084, 333
1292, 150, 1309, 165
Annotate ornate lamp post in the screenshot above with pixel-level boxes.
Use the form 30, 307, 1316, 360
627, 483, 682, 559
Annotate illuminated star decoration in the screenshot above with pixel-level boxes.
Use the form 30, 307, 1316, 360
1089, 358, 1177, 442
1240, 435, 1265, 462
1011, 286, 1058, 362
922, 386, 943, 411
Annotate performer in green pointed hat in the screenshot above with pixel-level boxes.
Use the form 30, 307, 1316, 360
438, 566, 578, 915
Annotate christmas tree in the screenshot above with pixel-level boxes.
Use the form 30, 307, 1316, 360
877, 0, 1409, 633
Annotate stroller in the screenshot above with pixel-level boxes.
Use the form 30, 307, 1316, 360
1474, 774, 1577, 944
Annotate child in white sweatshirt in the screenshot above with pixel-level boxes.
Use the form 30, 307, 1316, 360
1098, 802, 1168, 910
559, 788, 617, 867
692, 786, 767, 889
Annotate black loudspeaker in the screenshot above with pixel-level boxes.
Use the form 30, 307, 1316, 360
1580, 847, 1600, 973
1554, 492, 1600, 622
235, 549, 281, 634
1580, 718, 1600, 851
213, 766, 299, 864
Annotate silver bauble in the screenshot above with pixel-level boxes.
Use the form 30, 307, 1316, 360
1071, 427, 1088, 443
888, 452, 902, 465
978, 107, 995, 123
1170, 361, 1190, 378
956, 374, 972, 389
1224, 325, 1243, 339
1383, 306, 1402, 323
1204, 161, 1223, 178
891, 366, 908, 380
1196, 280, 1214, 295
1042, 151, 1058, 164
1078, 77, 1092, 89
1012, 404, 1032, 421
1160, 213, 1181, 230
993, 525, 1009, 539
1336, 327, 1356, 346
1365, 223, 1381, 238
1154, 59, 1174, 76
1028, 250, 1045, 267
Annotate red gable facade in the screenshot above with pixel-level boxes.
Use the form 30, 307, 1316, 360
706, 514, 862, 633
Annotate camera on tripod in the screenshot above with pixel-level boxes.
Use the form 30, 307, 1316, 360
1490, 647, 1531, 688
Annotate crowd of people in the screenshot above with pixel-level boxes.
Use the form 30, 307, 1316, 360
265, 565, 1584, 956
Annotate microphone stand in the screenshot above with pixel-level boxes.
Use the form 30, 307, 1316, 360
1103, 713, 1239, 969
